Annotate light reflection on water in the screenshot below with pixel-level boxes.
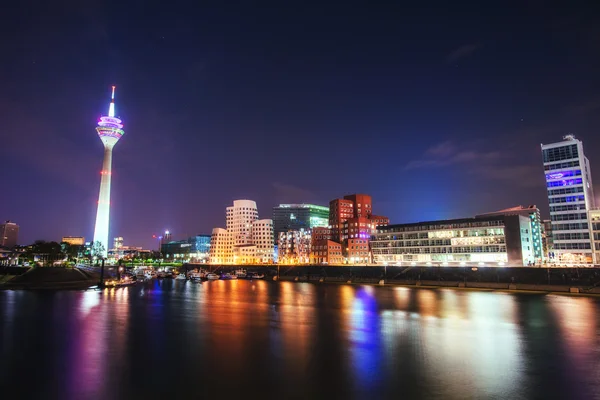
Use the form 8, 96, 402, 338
1, 282, 600, 399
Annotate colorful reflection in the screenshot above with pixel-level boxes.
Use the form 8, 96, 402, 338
341, 285, 382, 392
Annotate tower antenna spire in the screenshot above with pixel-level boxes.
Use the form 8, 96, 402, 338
108, 85, 116, 117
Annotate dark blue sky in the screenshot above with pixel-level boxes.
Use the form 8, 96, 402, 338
2, 0, 600, 247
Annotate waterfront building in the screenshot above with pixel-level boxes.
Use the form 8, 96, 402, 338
233, 244, 257, 264
209, 228, 233, 264
278, 229, 312, 264
327, 194, 389, 263
347, 238, 370, 264
542, 219, 554, 261
252, 219, 275, 263
310, 240, 343, 265
227, 200, 259, 246
0, 221, 19, 248
272, 204, 329, 238
476, 205, 544, 264
61, 236, 85, 246
329, 198, 354, 242
93, 86, 124, 257
161, 234, 211, 262
541, 135, 595, 265
113, 237, 124, 250
589, 210, 600, 265
209, 200, 274, 264
371, 215, 535, 267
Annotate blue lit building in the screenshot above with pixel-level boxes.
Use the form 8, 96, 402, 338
272, 204, 329, 238
161, 234, 211, 262
541, 135, 595, 265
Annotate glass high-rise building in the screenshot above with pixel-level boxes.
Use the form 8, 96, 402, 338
272, 204, 329, 238
541, 135, 595, 265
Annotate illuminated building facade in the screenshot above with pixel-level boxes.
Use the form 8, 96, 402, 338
310, 240, 343, 265
589, 210, 600, 265
61, 236, 85, 246
252, 219, 275, 263
327, 194, 388, 263
227, 200, 258, 246
113, 237, 124, 250
93, 86, 124, 257
209, 200, 274, 264
272, 204, 329, 238
371, 215, 535, 266
161, 234, 211, 262
278, 229, 312, 264
542, 219, 554, 261
542, 135, 595, 265
347, 238, 370, 263
476, 205, 544, 264
209, 228, 233, 264
0, 221, 19, 248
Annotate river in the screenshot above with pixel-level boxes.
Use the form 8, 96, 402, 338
1, 280, 599, 399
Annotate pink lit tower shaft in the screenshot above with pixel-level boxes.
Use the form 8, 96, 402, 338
93, 86, 124, 257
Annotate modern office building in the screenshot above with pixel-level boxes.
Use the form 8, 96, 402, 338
541, 135, 595, 264
278, 229, 312, 264
227, 200, 259, 246
161, 234, 211, 262
589, 209, 600, 265
209, 228, 233, 264
252, 219, 275, 263
209, 200, 274, 264
371, 215, 535, 267
542, 219, 554, 261
0, 221, 19, 248
272, 204, 329, 238
310, 240, 343, 265
476, 205, 544, 264
347, 238, 370, 264
326, 194, 389, 262
61, 236, 85, 246
113, 237, 124, 250
329, 198, 354, 242
93, 86, 124, 257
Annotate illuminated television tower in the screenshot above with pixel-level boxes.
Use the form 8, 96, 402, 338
93, 86, 124, 257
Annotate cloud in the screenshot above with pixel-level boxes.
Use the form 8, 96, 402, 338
405, 140, 544, 188
405, 141, 502, 170
446, 43, 481, 64
475, 165, 544, 188
272, 182, 317, 204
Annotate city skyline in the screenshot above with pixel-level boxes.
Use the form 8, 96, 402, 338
2, 2, 600, 248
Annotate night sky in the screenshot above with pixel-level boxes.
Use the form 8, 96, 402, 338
3, 1, 600, 248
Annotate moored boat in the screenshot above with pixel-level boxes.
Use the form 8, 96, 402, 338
206, 273, 219, 280
248, 272, 265, 279
234, 268, 247, 279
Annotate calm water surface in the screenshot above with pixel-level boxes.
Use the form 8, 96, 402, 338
1, 280, 600, 399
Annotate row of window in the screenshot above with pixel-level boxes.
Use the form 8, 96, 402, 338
380, 221, 504, 233
373, 246, 506, 254
544, 160, 580, 171
551, 223, 588, 230
549, 195, 585, 204
542, 144, 578, 163
545, 169, 582, 181
547, 186, 584, 196
550, 213, 588, 221
554, 243, 591, 250
553, 233, 590, 240
547, 178, 583, 188
550, 204, 587, 212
